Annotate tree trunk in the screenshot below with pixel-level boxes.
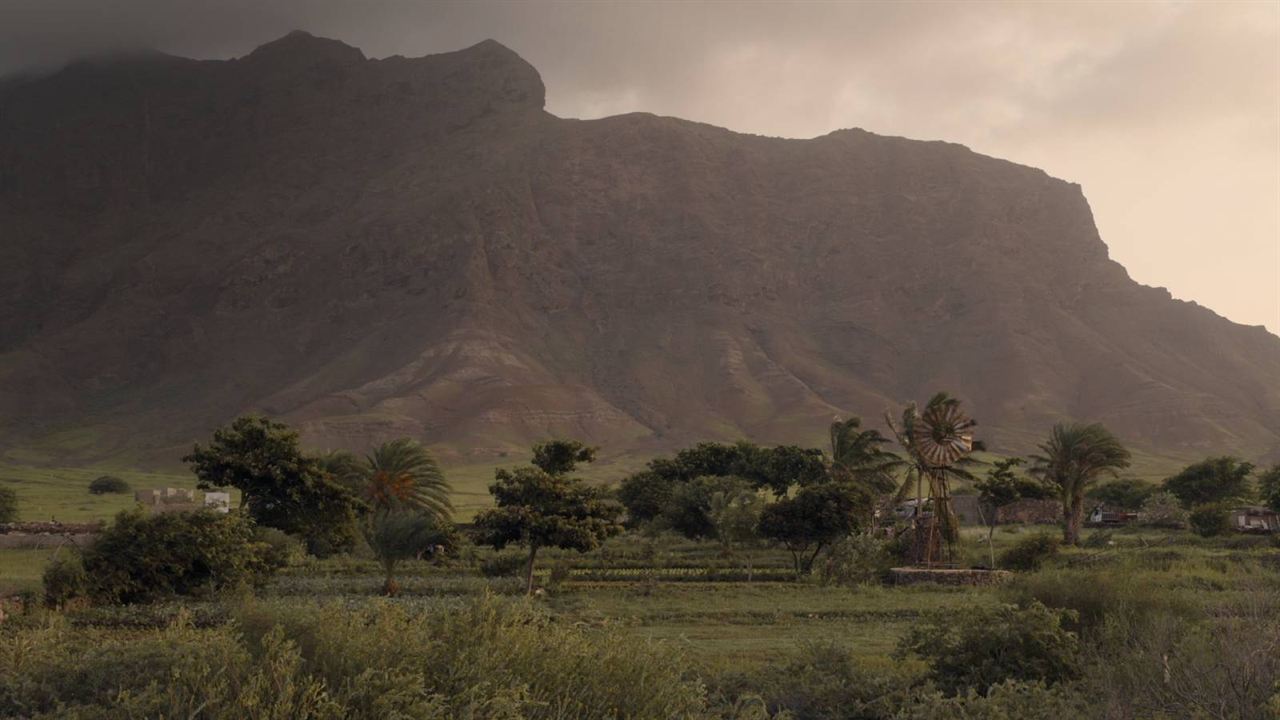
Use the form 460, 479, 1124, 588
1064, 498, 1085, 545
525, 545, 539, 595
977, 503, 996, 569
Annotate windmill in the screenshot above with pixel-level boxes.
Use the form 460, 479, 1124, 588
885, 393, 977, 565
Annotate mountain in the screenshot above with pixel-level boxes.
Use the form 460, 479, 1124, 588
2, 31, 1278, 469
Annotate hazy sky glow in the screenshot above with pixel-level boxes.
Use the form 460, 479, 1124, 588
4, 0, 1277, 332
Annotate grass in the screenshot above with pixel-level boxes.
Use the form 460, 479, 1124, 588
0, 463, 194, 522
0, 547, 58, 594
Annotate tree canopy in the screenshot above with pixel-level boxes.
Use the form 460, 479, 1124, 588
1029, 422, 1131, 545
473, 445, 623, 593
1161, 456, 1254, 508
183, 415, 363, 555
757, 482, 871, 575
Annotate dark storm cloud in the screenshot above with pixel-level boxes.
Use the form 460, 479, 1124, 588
1, 0, 1276, 331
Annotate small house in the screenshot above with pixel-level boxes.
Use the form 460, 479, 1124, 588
1229, 506, 1280, 534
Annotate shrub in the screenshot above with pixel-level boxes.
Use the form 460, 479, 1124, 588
1001, 566, 1195, 636
998, 534, 1059, 572
817, 534, 893, 586
79, 509, 273, 604
896, 680, 1090, 719
42, 554, 89, 607
0, 485, 16, 523
1138, 491, 1188, 528
87, 475, 130, 495
1189, 502, 1232, 537
478, 552, 527, 578
716, 640, 910, 719
898, 601, 1081, 696
252, 526, 307, 570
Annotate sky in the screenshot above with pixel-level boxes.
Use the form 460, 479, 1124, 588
3, 0, 1277, 333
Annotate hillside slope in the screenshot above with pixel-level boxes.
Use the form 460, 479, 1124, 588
2, 32, 1277, 466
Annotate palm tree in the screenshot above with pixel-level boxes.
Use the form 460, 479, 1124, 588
1029, 422, 1131, 546
828, 416, 904, 496
356, 439, 453, 521
884, 393, 981, 563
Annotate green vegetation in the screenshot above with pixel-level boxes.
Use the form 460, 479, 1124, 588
1029, 422, 1131, 545
4, 414, 1280, 718
87, 475, 130, 495
0, 485, 16, 523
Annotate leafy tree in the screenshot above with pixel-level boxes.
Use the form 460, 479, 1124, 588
897, 601, 1081, 696
1087, 477, 1155, 510
1258, 465, 1280, 512
745, 444, 828, 497
0, 485, 16, 523
1138, 491, 1189, 529
183, 415, 364, 555
76, 509, 273, 604
350, 439, 452, 520
974, 458, 1051, 568
616, 470, 674, 525
473, 447, 623, 594
827, 416, 904, 497
366, 510, 456, 596
1029, 423, 1131, 546
531, 439, 597, 476
758, 482, 870, 575
88, 475, 131, 495
660, 474, 755, 540
1162, 456, 1253, 508
707, 481, 765, 554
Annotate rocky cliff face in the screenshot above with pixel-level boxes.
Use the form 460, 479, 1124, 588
2, 32, 1277, 466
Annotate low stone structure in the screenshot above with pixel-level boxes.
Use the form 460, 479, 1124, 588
889, 566, 1012, 587
135, 487, 200, 513
0, 521, 102, 549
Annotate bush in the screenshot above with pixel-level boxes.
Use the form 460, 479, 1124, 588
42, 554, 89, 607
897, 601, 1081, 696
896, 680, 1090, 719
1189, 502, 1232, 537
87, 475, 130, 495
1138, 491, 1189, 528
1001, 566, 1195, 636
998, 534, 1060, 572
79, 509, 273, 604
817, 534, 893, 586
0, 485, 16, 523
252, 526, 307, 570
479, 552, 528, 578
716, 640, 910, 719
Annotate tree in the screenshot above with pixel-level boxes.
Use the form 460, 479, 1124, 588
745, 445, 828, 497
88, 475, 131, 495
1087, 477, 1155, 510
183, 416, 364, 555
1258, 465, 1280, 512
974, 458, 1051, 568
1162, 456, 1253, 508
531, 439, 597, 476
0, 485, 16, 523
1029, 423, 1131, 546
827, 416, 904, 497
758, 482, 871, 575
473, 447, 623, 594
617, 470, 674, 525
366, 510, 456, 596
350, 439, 452, 520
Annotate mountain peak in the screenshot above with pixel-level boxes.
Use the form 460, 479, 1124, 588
243, 30, 365, 70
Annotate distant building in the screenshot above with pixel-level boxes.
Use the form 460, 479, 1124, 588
1087, 506, 1139, 527
203, 492, 231, 513
1229, 506, 1280, 534
134, 488, 200, 514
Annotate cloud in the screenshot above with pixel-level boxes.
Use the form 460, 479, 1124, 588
1, 0, 1276, 331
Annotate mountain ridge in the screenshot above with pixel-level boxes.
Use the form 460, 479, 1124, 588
2, 33, 1277, 468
